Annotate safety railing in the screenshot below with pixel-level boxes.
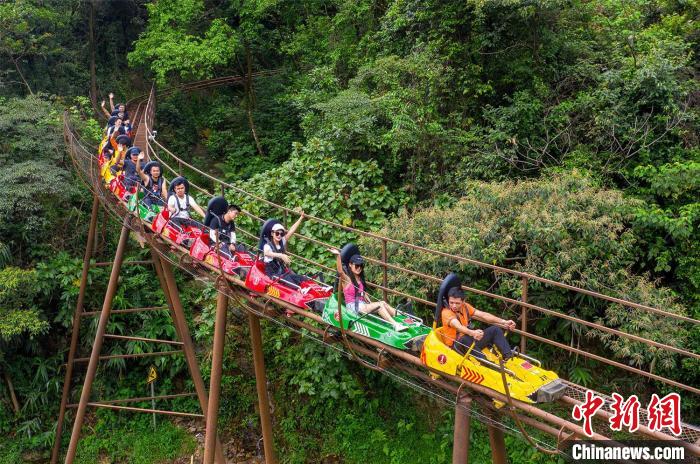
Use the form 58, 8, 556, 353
130, 84, 700, 400
66, 109, 700, 449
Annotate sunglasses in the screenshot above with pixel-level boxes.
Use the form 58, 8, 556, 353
350, 262, 364, 268
273, 230, 285, 236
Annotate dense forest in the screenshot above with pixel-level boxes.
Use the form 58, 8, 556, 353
0, 0, 698, 462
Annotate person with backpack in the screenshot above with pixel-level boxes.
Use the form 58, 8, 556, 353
136, 158, 167, 208
167, 176, 205, 228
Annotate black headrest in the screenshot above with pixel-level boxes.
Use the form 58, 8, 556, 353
340, 243, 360, 267
143, 161, 161, 176
116, 135, 132, 146
258, 218, 281, 251
127, 146, 141, 156
434, 273, 462, 327
204, 196, 228, 228
168, 176, 189, 196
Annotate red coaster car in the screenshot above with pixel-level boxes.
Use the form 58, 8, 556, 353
108, 175, 128, 200
152, 209, 202, 247
189, 233, 254, 278
244, 218, 333, 313
245, 259, 332, 313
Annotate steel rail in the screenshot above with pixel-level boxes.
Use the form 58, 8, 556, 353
80, 306, 169, 317
144, 118, 697, 326
91, 260, 153, 267
64, 109, 700, 454
103, 334, 184, 346
71, 350, 183, 364
68, 402, 204, 418
67, 119, 700, 401
67, 392, 196, 407
148, 142, 699, 361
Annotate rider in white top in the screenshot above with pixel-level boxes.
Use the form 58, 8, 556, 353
167, 181, 205, 227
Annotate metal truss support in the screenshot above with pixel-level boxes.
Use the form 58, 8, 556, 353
64, 219, 130, 464
204, 288, 228, 464
249, 312, 278, 464
51, 194, 100, 464
152, 250, 226, 464
453, 394, 472, 464
486, 409, 508, 464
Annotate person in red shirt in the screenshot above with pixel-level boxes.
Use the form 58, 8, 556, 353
441, 287, 516, 360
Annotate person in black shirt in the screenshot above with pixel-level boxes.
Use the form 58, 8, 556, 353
209, 204, 242, 258
122, 147, 141, 190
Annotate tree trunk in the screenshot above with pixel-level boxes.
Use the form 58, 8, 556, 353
89, 0, 99, 116
11, 57, 33, 96
3, 369, 20, 414
245, 45, 264, 157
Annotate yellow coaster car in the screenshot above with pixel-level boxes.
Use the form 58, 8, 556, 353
421, 327, 565, 403
420, 273, 566, 404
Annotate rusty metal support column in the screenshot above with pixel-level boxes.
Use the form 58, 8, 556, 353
520, 276, 528, 354
64, 220, 129, 464
486, 410, 507, 464
51, 195, 100, 464
248, 312, 278, 464
152, 251, 225, 464
453, 394, 472, 464
381, 239, 388, 301
204, 288, 228, 464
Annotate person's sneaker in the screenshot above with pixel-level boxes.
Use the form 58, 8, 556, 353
396, 300, 414, 315
504, 347, 519, 361
393, 323, 408, 332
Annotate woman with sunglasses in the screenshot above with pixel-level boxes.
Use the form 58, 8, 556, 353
329, 247, 406, 331
262, 209, 310, 286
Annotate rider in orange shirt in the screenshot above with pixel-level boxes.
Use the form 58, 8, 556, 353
441, 287, 516, 360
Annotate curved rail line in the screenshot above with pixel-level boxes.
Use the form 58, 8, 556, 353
64, 75, 700, 457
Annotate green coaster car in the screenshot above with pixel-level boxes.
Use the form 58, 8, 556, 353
127, 191, 161, 223
321, 294, 430, 353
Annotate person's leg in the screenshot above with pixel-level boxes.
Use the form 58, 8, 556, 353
474, 326, 512, 359
217, 244, 233, 260
380, 301, 397, 317
280, 271, 308, 287
358, 301, 384, 315
360, 302, 406, 330
454, 334, 488, 360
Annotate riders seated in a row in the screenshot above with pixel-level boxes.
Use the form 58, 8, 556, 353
330, 247, 406, 331
260, 212, 313, 287
106, 117, 131, 139
101, 92, 129, 121
441, 286, 516, 361
167, 177, 205, 228
101, 134, 131, 180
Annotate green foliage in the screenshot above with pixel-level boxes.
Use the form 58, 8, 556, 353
129, 0, 240, 84
234, 139, 405, 267
73, 414, 196, 464
0, 267, 48, 342
630, 156, 700, 310
0, 0, 69, 95
361, 171, 691, 376
0, 95, 82, 263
